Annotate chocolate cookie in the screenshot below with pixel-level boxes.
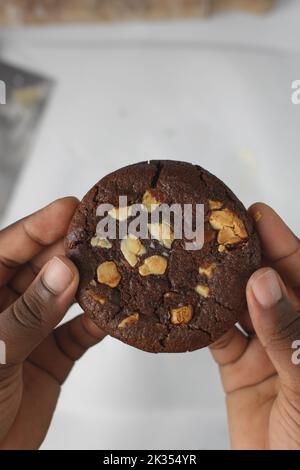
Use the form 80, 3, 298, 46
65, 161, 261, 353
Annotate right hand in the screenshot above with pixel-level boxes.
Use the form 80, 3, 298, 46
210, 203, 300, 449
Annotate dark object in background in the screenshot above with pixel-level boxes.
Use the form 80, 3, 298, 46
0, 0, 275, 25
0, 61, 53, 219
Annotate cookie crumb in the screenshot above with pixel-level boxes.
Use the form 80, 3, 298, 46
254, 210, 262, 222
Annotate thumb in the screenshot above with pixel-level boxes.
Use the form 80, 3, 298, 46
0, 256, 78, 365
247, 267, 300, 389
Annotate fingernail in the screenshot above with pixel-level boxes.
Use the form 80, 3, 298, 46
43, 257, 74, 295
251, 269, 282, 309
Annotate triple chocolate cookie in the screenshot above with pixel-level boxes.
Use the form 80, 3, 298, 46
65, 160, 261, 353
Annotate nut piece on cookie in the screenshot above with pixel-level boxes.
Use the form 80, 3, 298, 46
138, 255, 167, 276
148, 222, 174, 249
97, 261, 121, 287
87, 289, 106, 305
217, 226, 241, 245
108, 206, 132, 221
118, 312, 139, 329
121, 235, 146, 267
209, 200, 223, 210
142, 190, 160, 212
195, 284, 210, 298
170, 305, 193, 325
209, 208, 248, 246
199, 263, 215, 278
91, 236, 112, 249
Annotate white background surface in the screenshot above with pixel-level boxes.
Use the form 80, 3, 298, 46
1, 0, 300, 449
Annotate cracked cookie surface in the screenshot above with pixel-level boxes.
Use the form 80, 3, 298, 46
65, 160, 261, 353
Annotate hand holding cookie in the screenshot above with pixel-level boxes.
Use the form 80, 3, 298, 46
66, 161, 261, 353
210, 203, 300, 450
0, 198, 105, 449
0, 170, 299, 451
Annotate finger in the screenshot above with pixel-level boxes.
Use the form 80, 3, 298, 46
9, 239, 66, 296
0, 256, 78, 365
0, 239, 79, 311
210, 328, 252, 393
249, 203, 300, 288
247, 267, 300, 391
210, 323, 275, 394
210, 327, 248, 367
0, 197, 78, 287
28, 314, 106, 384
238, 309, 255, 335
0, 286, 18, 311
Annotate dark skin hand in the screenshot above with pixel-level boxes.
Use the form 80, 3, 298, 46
210, 203, 300, 449
0, 198, 106, 449
0, 199, 299, 450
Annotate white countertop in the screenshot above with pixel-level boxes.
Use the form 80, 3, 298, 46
1, 1, 300, 449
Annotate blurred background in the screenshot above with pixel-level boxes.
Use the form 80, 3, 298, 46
0, 0, 300, 450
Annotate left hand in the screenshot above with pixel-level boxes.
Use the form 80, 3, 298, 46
0, 197, 106, 449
